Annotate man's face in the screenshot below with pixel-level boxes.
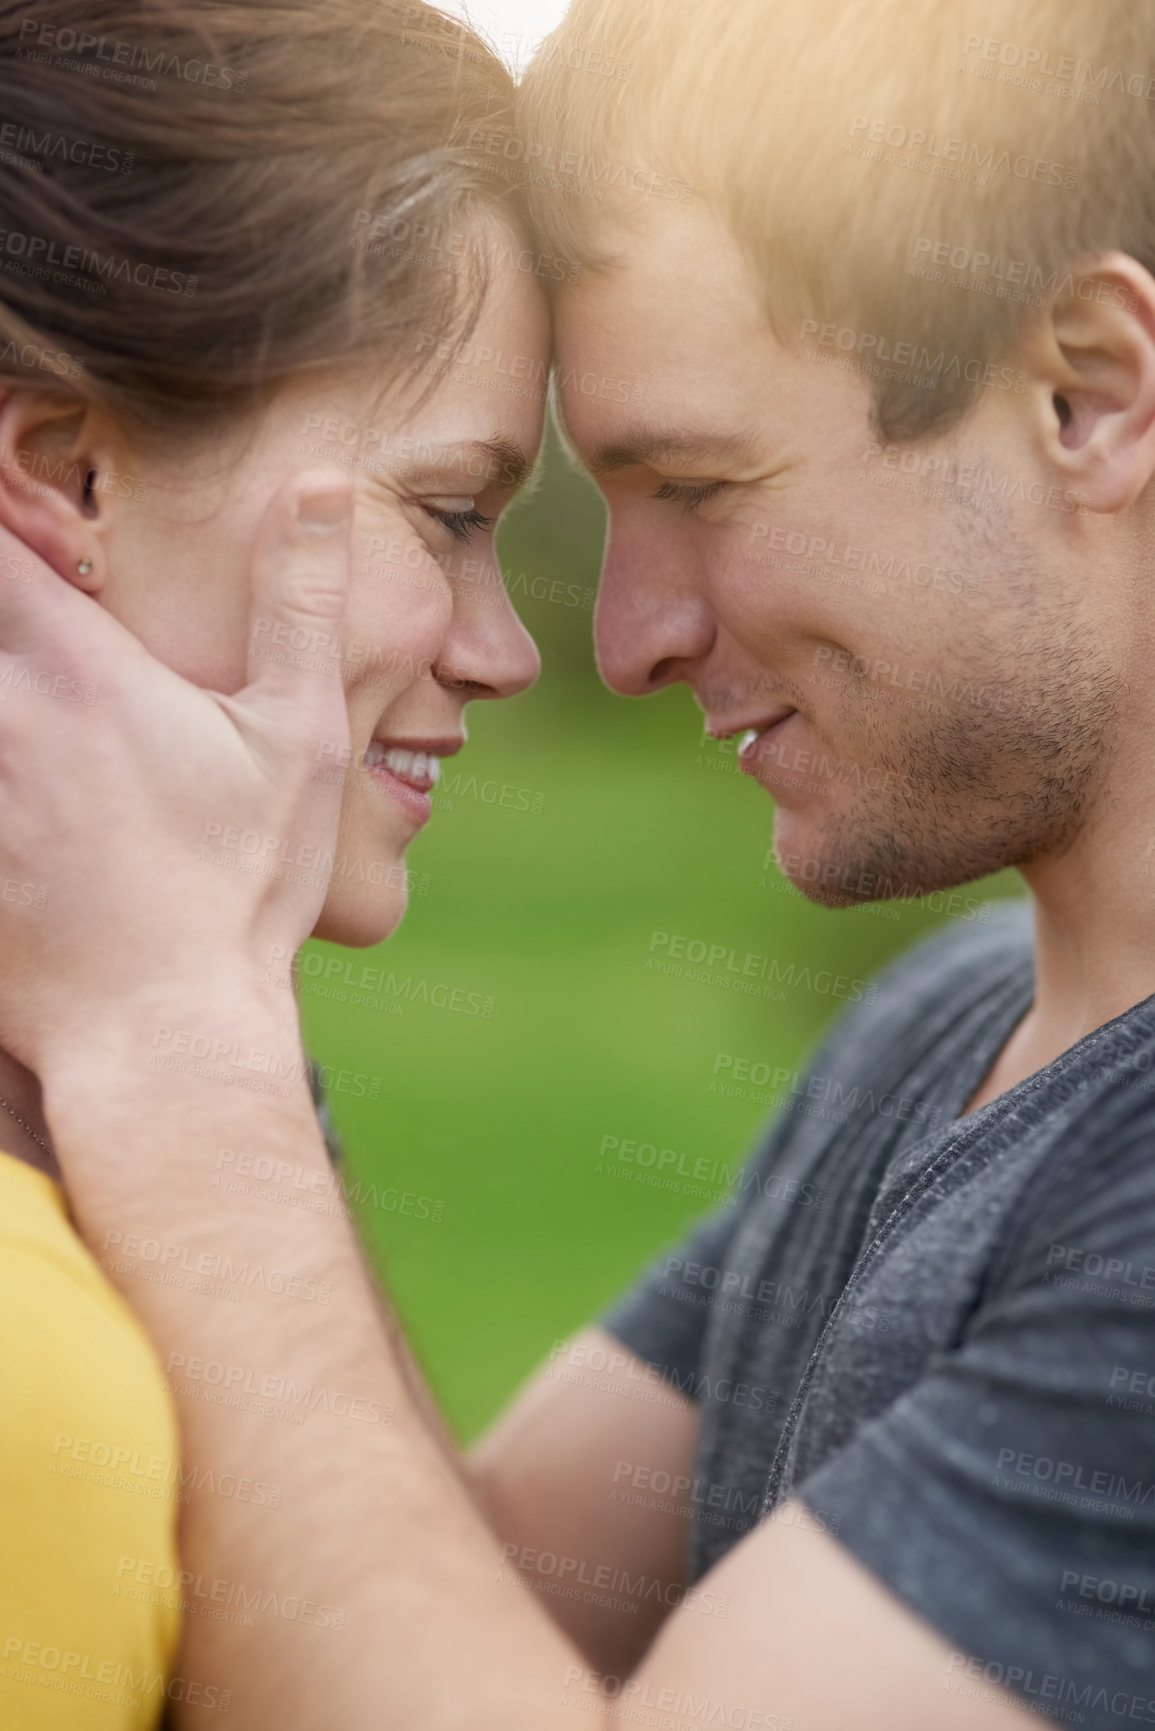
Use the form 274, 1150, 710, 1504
555, 203, 1118, 905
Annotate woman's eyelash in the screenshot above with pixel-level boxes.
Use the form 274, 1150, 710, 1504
424, 505, 496, 544
652, 480, 723, 513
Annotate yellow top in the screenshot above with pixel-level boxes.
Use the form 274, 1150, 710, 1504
0, 1151, 182, 1728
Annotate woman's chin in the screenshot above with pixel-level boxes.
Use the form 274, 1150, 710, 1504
311, 882, 408, 949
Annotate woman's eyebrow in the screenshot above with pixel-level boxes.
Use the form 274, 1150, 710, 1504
397, 437, 533, 490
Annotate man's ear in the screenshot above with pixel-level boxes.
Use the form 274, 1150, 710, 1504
1027, 252, 1155, 515
0, 389, 121, 593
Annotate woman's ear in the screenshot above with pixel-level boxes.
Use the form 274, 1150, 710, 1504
0, 389, 120, 593
1026, 251, 1155, 516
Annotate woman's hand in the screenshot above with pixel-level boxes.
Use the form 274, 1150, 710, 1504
0, 469, 353, 1081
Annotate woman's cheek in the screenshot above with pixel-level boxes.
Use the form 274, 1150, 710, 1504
312, 780, 411, 947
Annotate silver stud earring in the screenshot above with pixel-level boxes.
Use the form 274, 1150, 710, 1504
77, 557, 94, 577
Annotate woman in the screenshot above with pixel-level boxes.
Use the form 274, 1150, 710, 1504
0, 0, 547, 1722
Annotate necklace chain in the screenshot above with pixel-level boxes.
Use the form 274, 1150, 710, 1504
0, 1092, 52, 1156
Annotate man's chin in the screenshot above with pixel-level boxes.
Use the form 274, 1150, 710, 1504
770, 808, 905, 909
768, 811, 863, 907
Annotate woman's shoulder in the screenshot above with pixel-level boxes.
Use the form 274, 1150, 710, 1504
0, 1150, 182, 1724
0, 1147, 177, 1434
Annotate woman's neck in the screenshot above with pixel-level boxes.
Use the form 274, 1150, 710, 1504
0, 1044, 59, 1179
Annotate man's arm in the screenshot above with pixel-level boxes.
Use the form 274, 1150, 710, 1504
469, 1327, 700, 1674
374, 1292, 701, 1674
0, 521, 1049, 1730
46, 1036, 1042, 1731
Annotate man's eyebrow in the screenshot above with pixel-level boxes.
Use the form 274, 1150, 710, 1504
586, 431, 759, 479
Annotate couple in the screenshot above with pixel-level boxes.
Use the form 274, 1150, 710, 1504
1, 0, 1154, 1725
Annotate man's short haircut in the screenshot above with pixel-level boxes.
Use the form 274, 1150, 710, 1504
518, 0, 1155, 440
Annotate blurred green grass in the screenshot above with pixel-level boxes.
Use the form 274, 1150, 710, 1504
299, 423, 1023, 1442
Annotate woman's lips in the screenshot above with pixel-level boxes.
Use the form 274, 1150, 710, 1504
361, 741, 441, 826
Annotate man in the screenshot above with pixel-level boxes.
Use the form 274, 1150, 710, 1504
1, 0, 1154, 1726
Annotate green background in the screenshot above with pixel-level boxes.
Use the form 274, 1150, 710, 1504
300, 422, 1022, 1443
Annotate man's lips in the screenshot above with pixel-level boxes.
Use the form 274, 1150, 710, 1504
737, 714, 797, 765
362, 735, 463, 824
719, 711, 800, 786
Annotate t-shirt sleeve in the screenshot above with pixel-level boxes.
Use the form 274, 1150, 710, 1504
600, 909, 1033, 1404
601, 1196, 750, 1395
798, 1112, 1155, 1731
601, 1100, 813, 1396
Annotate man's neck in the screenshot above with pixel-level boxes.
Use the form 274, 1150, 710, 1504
966, 788, 1155, 1113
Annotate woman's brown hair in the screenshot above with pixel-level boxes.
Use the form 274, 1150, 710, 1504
0, 0, 520, 431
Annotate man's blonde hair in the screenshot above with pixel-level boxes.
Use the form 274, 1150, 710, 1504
518, 0, 1155, 438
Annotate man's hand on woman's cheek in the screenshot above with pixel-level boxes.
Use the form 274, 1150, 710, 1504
0, 470, 353, 1084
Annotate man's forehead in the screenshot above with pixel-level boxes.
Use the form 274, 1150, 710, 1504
550, 220, 784, 465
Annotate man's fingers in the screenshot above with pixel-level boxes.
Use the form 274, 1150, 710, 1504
0, 521, 86, 648
244, 470, 354, 732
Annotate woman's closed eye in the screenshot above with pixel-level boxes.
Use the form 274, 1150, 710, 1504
421, 496, 496, 544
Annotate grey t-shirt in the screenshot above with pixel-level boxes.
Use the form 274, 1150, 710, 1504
605, 904, 1155, 1729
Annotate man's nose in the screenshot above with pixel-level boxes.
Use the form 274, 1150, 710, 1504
593, 533, 714, 696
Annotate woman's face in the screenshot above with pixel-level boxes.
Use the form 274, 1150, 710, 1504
92, 252, 549, 946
